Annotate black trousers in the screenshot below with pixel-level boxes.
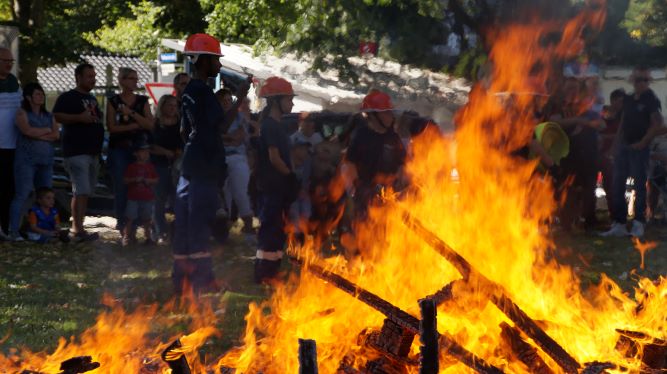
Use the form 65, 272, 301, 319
0, 148, 15, 233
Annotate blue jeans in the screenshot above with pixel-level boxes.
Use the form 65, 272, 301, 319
153, 164, 174, 236
9, 151, 52, 234
611, 144, 650, 223
107, 147, 134, 229
172, 176, 220, 292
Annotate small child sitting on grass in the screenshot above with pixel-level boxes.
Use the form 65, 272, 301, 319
123, 142, 158, 247
26, 187, 70, 243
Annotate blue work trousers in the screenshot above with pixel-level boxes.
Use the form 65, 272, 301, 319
255, 190, 290, 283
611, 144, 650, 224
172, 176, 219, 293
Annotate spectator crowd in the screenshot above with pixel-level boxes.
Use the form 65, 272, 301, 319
0, 34, 663, 294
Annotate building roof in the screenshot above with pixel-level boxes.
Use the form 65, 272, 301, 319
37, 53, 154, 94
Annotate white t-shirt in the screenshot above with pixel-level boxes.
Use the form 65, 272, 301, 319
0, 75, 21, 149
290, 130, 323, 151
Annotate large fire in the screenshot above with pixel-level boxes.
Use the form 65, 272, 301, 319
3, 1, 667, 373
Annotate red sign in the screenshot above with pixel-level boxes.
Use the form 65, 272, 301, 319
145, 82, 175, 106
359, 41, 378, 56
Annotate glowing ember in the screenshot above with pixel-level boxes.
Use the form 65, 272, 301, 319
632, 238, 658, 270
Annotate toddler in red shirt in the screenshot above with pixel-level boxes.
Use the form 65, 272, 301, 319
123, 143, 158, 246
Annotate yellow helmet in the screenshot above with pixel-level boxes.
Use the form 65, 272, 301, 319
534, 122, 569, 165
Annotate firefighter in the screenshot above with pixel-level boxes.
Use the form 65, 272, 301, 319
172, 33, 247, 294
342, 90, 407, 220
254, 76, 298, 283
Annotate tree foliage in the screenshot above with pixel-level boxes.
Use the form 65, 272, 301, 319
84, 1, 166, 62
622, 0, 667, 48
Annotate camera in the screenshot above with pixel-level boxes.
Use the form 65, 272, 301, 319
219, 67, 253, 95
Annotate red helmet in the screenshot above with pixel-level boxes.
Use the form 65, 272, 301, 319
361, 90, 393, 112
259, 76, 296, 98
184, 33, 223, 57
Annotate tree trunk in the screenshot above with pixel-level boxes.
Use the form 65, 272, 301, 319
12, 0, 45, 83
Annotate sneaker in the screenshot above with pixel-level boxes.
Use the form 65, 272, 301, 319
74, 231, 99, 243
0, 229, 9, 241
630, 220, 645, 238
599, 222, 629, 237
9, 232, 24, 242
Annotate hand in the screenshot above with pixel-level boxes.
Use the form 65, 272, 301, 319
119, 104, 132, 116
79, 111, 98, 123
237, 80, 250, 98
630, 141, 647, 150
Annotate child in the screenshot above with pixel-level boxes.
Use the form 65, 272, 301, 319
123, 142, 159, 246
26, 187, 69, 243
290, 115, 323, 152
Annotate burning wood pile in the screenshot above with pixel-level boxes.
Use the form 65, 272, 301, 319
5, 1, 667, 373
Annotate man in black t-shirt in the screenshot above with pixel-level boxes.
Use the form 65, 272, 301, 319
53, 63, 104, 242
602, 66, 665, 238
343, 90, 407, 220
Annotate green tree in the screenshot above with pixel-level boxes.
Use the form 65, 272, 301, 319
1, 0, 131, 83
622, 0, 667, 47
84, 1, 166, 62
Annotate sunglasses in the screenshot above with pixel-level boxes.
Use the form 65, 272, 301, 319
635, 77, 650, 83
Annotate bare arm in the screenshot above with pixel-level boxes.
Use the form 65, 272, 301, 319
36, 116, 61, 142
106, 102, 139, 134
15, 109, 51, 139
633, 112, 666, 149
150, 144, 175, 158
268, 146, 291, 175
223, 127, 246, 146
54, 111, 97, 125
130, 100, 154, 131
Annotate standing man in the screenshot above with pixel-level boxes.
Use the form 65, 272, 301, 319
602, 66, 664, 238
0, 47, 21, 240
254, 76, 297, 283
173, 33, 248, 294
342, 90, 407, 220
53, 63, 104, 242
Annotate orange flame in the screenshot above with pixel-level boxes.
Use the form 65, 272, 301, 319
632, 238, 658, 270
0, 293, 220, 373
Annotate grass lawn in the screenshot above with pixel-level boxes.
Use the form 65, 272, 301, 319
1, 215, 666, 367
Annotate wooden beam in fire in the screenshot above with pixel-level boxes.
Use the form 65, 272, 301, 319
419, 297, 439, 374
289, 256, 504, 374
499, 322, 554, 374
161, 338, 192, 374
402, 212, 581, 373
299, 338, 319, 374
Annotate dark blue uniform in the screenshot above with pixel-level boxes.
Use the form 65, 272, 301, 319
255, 116, 292, 283
172, 78, 226, 293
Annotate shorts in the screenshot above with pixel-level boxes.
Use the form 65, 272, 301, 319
126, 200, 154, 222
64, 155, 99, 196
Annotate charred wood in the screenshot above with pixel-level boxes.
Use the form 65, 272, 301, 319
426, 281, 455, 306
580, 361, 617, 374
299, 338, 319, 374
59, 356, 101, 374
419, 298, 439, 374
337, 354, 362, 373
290, 256, 504, 373
499, 322, 553, 374
403, 212, 581, 373
219, 366, 236, 374
161, 339, 191, 374
366, 357, 409, 374
616, 329, 667, 370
